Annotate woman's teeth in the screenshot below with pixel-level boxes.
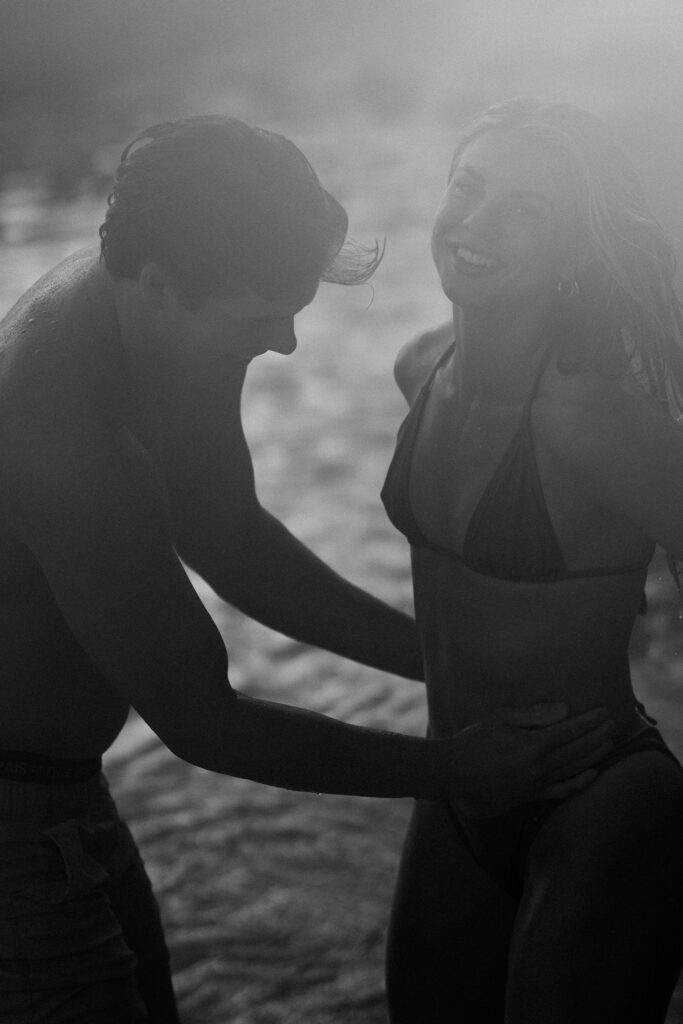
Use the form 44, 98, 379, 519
456, 246, 495, 268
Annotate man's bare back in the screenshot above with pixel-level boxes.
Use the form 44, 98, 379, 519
0, 251, 132, 757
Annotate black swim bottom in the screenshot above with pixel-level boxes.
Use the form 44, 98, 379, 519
445, 722, 681, 898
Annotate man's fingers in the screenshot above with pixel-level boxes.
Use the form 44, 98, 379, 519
540, 721, 615, 773
501, 702, 569, 728
539, 769, 599, 801
542, 739, 614, 786
533, 707, 611, 750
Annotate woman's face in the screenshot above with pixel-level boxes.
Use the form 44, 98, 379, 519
431, 129, 578, 311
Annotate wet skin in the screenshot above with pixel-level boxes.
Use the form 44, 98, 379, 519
0, 244, 618, 812
406, 132, 659, 743
413, 548, 646, 740
404, 341, 652, 745
0, 252, 134, 756
385, 128, 683, 1022
0, 248, 382, 761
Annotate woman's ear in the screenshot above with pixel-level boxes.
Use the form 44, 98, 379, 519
562, 230, 592, 287
137, 262, 180, 314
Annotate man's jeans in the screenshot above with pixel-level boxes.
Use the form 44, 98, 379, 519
0, 772, 178, 1023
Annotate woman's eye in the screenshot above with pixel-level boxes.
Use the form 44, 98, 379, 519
509, 202, 542, 219
450, 178, 476, 198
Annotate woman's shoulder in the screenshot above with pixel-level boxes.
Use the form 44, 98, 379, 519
393, 321, 455, 405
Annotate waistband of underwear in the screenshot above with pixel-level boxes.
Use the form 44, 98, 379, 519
0, 749, 102, 784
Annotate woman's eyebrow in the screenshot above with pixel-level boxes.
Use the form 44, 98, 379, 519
454, 167, 553, 206
505, 189, 553, 204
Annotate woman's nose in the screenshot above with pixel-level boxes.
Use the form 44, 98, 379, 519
461, 200, 499, 240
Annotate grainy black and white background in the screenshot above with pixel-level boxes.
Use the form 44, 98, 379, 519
1, 2, 683, 1020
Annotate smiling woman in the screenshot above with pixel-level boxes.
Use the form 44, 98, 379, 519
382, 98, 683, 1024
431, 131, 578, 311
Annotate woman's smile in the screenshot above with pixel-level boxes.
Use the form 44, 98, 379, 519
447, 242, 502, 274
431, 130, 577, 309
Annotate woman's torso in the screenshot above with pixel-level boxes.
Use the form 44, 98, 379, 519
382, 333, 653, 739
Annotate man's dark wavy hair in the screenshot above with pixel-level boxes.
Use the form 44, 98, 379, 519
100, 116, 382, 309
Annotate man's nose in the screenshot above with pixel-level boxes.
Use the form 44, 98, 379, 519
264, 319, 297, 355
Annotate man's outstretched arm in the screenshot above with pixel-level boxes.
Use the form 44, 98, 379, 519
162, 369, 423, 680
176, 499, 423, 680
8, 427, 614, 813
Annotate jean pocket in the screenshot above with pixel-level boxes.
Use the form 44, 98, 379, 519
23, 818, 113, 904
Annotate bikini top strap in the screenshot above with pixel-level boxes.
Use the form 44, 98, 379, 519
522, 338, 557, 418
420, 341, 457, 398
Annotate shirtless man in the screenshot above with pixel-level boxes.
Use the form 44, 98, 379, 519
0, 116, 614, 1021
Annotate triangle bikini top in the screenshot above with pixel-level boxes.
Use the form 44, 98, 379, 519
380, 342, 649, 583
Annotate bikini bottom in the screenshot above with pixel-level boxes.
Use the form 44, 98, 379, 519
445, 721, 681, 899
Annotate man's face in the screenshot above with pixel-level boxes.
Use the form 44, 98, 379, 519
173, 284, 319, 364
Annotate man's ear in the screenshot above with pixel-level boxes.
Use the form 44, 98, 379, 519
138, 262, 180, 314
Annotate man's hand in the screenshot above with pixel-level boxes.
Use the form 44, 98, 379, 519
441, 703, 614, 819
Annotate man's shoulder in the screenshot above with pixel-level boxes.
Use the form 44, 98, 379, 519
394, 322, 455, 405
1, 246, 101, 331
0, 249, 123, 474
2, 247, 117, 384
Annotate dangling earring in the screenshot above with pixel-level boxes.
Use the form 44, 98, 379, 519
553, 275, 584, 372
557, 276, 580, 299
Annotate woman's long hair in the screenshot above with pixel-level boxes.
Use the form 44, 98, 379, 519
451, 98, 683, 417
